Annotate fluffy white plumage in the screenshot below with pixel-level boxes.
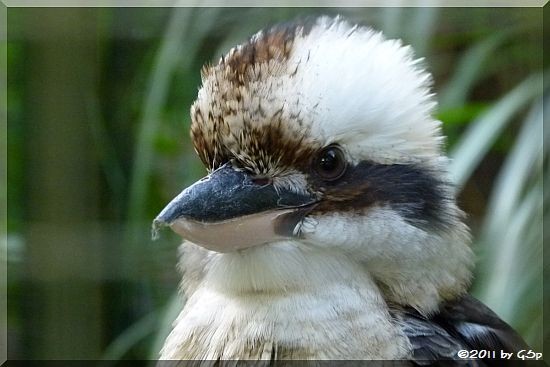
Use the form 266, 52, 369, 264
287, 17, 442, 165
194, 16, 442, 169
159, 16, 474, 360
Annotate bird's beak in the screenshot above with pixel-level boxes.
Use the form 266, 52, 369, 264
152, 163, 317, 252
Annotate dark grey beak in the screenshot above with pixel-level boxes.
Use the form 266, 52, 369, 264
152, 163, 316, 252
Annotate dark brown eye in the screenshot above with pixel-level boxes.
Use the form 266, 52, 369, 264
314, 145, 347, 181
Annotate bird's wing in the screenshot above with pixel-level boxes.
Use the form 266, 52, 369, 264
434, 294, 529, 353
397, 307, 479, 366
395, 294, 528, 367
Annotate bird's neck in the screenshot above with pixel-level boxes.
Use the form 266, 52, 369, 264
160, 241, 411, 360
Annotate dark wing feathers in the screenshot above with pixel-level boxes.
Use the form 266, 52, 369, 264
434, 295, 529, 353
396, 294, 528, 366
397, 308, 479, 367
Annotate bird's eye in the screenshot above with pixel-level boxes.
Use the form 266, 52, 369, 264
314, 145, 347, 181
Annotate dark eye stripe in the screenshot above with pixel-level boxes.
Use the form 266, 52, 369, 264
311, 161, 457, 232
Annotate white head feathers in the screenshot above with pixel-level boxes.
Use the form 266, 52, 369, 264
192, 16, 443, 172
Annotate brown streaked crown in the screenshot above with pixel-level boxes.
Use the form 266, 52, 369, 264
190, 19, 319, 175
217, 19, 314, 86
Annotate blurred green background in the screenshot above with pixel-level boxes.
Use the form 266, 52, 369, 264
5, 6, 546, 362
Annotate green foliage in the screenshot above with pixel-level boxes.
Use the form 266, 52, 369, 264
449, 74, 544, 189
6, 7, 544, 360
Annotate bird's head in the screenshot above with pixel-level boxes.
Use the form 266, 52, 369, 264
154, 16, 473, 313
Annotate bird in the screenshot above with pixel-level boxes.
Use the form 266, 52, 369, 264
153, 15, 529, 364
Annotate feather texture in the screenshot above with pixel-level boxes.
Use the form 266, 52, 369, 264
158, 16, 528, 362
397, 295, 529, 366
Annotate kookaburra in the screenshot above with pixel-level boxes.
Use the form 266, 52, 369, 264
153, 16, 529, 363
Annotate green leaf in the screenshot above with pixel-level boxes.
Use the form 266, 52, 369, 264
449, 73, 544, 189
439, 31, 511, 110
